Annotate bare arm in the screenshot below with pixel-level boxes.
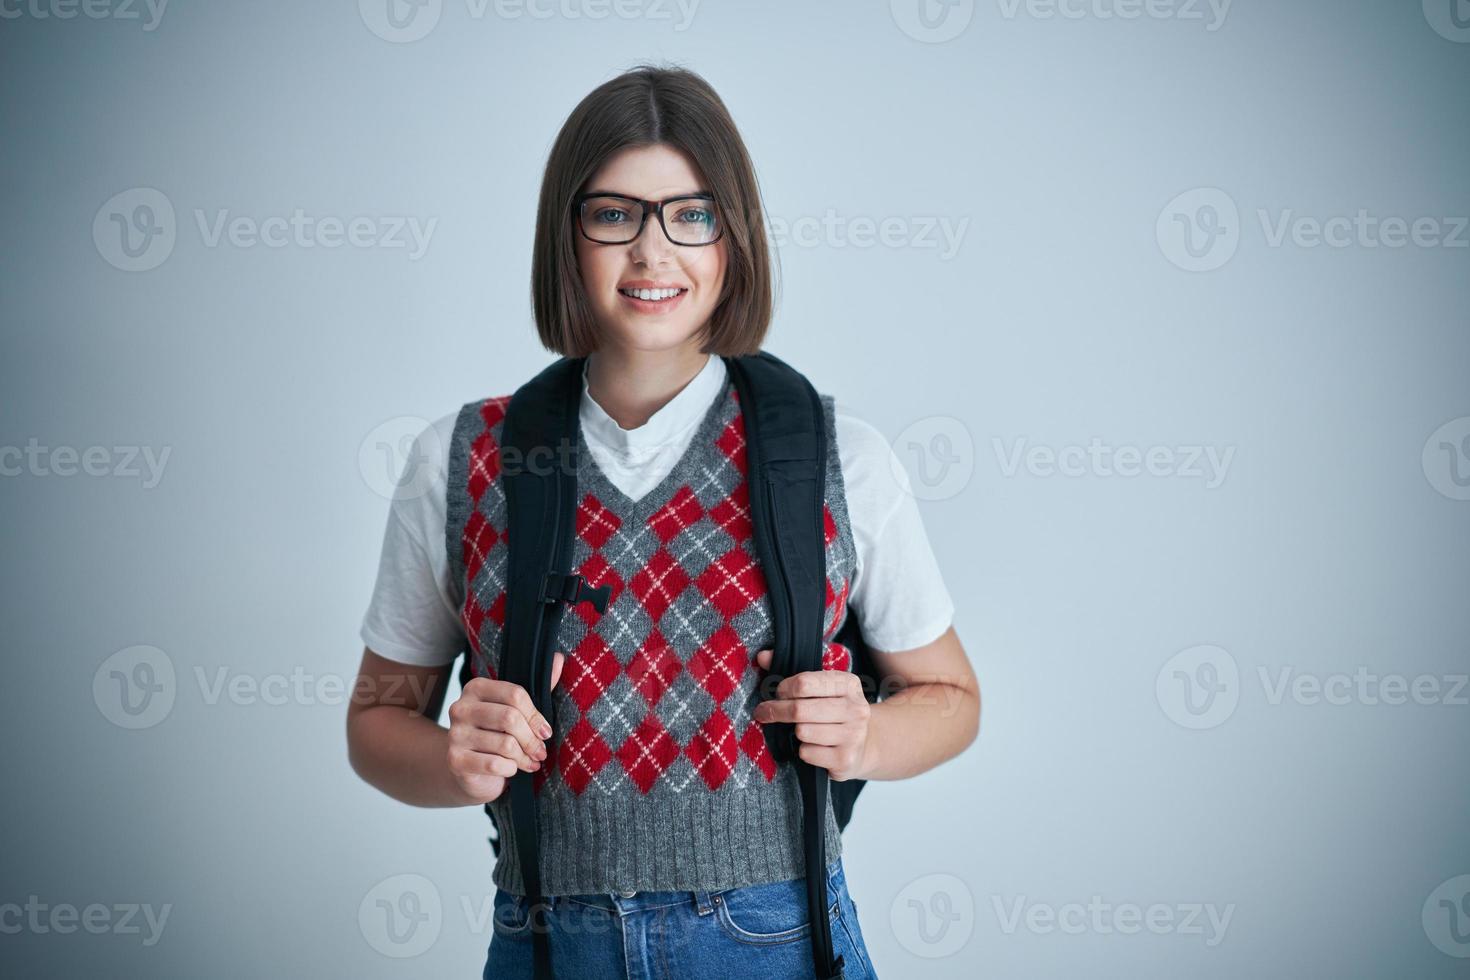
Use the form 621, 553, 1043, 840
345, 647, 561, 808
857, 625, 980, 781
752, 625, 979, 784
345, 648, 475, 807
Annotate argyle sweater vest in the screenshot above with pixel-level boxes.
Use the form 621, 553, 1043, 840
443, 369, 858, 897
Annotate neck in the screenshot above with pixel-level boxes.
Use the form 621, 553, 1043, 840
585, 346, 712, 431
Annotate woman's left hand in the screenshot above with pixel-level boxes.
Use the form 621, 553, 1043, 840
751, 647, 873, 781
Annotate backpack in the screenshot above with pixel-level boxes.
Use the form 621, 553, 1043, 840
453, 349, 883, 979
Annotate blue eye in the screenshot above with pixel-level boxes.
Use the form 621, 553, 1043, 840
673, 207, 711, 225
593, 208, 630, 225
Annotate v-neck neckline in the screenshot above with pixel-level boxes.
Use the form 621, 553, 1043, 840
576, 368, 736, 521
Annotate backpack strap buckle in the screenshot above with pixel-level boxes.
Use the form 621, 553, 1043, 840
539, 571, 612, 614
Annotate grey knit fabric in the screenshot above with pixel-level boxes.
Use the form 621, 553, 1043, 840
444, 368, 857, 897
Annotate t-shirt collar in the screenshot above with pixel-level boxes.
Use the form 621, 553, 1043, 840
580, 353, 728, 455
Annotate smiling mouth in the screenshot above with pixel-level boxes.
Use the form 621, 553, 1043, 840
618, 287, 688, 301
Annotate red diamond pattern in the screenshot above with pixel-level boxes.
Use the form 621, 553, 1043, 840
739, 719, 777, 781
626, 628, 682, 707
707, 483, 752, 543
462, 509, 498, 582
822, 641, 852, 673
685, 709, 738, 790
648, 485, 705, 544
630, 548, 690, 622
558, 716, 612, 795
687, 625, 748, 704
563, 632, 620, 713
694, 547, 764, 619
467, 429, 500, 503
616, 714, 680, 793
577, 493, 621, 549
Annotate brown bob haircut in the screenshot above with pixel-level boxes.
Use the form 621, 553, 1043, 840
531, 63, 775, 358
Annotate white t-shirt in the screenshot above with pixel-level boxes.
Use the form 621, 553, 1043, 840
360, 355, 955, 667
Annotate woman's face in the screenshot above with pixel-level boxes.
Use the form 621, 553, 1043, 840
573, 143, 728, 355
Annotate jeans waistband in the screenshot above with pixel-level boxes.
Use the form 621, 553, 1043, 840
539, 858, 843, 915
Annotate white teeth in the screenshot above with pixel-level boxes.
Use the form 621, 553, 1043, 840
620, 287, 685, 301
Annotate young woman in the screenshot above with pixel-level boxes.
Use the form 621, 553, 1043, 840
347, 64, 979, 979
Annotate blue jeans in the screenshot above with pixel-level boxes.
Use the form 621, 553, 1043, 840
481, 857, 878, 979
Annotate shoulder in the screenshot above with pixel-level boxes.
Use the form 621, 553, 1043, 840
828, 397, 912, 500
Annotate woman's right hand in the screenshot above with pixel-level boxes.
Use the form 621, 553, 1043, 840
446, 651, 566, 805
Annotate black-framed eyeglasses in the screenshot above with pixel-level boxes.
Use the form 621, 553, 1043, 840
574, 192, 723, 247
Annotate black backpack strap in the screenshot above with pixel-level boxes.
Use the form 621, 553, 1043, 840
499, 354, 608, 980
724, 350, 846, 980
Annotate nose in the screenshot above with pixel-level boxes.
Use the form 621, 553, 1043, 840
627, 217, 678, 268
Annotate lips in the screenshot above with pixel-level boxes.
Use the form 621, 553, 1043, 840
617, 284, 690, 313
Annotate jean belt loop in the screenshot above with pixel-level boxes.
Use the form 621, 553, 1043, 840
692, 888, 716, 916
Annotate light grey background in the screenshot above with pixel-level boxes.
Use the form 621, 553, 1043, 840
2, 0, 1467, 977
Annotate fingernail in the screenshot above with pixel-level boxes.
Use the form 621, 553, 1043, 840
539, 722, 553, 738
